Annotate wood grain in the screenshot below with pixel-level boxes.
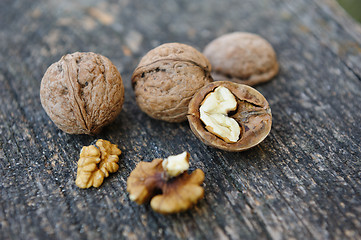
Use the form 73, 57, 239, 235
1, 0, 360, 239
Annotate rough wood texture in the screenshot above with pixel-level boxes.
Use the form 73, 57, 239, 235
1, 0, 360, 239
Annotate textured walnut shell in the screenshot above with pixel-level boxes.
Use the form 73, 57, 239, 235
203, 32, 279, 86
131, 43, 213, 122
188, 81, 272, 151
40, 52, 124, 134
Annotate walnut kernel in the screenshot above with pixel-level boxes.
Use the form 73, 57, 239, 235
199, 86, 240, 143
188, 81, 272, 151
127, 151, 204, 214
40, 52, 124, 135
131, 43, 213, 122
76, 139, 121, 188
162, 151, 190, 178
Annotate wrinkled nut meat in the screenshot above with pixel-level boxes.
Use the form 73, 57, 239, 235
162, 151, 190, 177
76, 139, 121, 188
188, 81, 272, 151
203, 32, 279, 86
127, 151, 205, 214
40, 52, 124, 134
131, 43, 213, 122
199, 86, 240, 143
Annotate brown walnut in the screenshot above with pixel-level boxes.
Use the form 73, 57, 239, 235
131, 43, 213, 122
188, 81, 272, 152
127, 152, 205, 214
40, 52, 124, 134
203, 32, 279, 86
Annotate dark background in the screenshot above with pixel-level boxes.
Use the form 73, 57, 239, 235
337, 0, 361, 23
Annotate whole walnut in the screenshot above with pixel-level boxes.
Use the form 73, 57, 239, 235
40, 52, 124, 134
131, 43, 213, 122
203, 32, 279, 86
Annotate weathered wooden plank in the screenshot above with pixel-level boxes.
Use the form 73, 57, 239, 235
1, 0, 361, 239
284, 0, 361, 77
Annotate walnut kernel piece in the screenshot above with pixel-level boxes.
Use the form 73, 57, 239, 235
162, 151, 190, 178
40, 52, 124, 135
188, 81, 272, 152
75, 145, 104, 188
200, 86, 240, 143
203, 32, 279, 86
96, 139, 122, 177
127, 152, 204, 214
131, 43, 213, 122
76, 139, 121, 188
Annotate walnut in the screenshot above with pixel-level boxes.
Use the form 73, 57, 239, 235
131, 43, 213, 122
40, 52, 124, 135
203, 32, 279, 86
76, 139, 121, 188
188, 81, 272, 152
127, 151, 205, 214
199, 86, 240, 143
162, 151, 190, 177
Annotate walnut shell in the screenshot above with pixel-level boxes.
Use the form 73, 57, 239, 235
131, 43, 213, 122
188, 81, 272, 152
203, 32, 279, 86
40, 52, 124, 134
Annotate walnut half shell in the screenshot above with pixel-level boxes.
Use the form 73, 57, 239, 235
40, 52, 124, 134
188, 81, 272, 151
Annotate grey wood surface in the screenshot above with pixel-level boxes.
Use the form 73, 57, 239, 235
1, 0, 361, 239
